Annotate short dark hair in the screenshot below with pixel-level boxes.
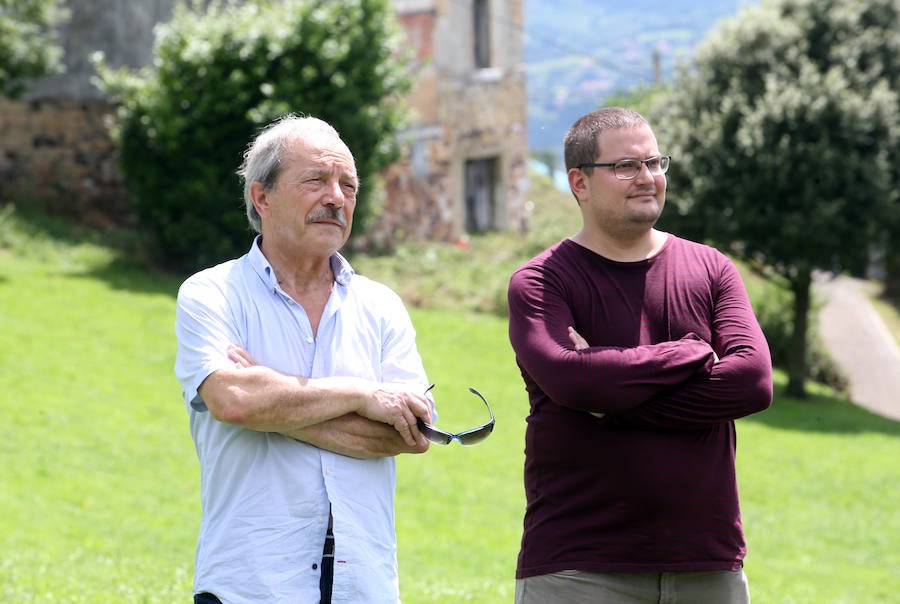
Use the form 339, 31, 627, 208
564, 107, 648, 172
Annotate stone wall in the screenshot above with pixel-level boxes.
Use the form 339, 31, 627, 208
373, 70, 529, 249
0, 97, 130, 227
3, 0, 174, 226
371, 0, 529, 249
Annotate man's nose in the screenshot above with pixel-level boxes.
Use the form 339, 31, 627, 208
634, 161, 655, 182
322, 179, 346, 207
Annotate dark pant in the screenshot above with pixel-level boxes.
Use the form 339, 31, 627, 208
193, 594, 221, 604
319, 525, 335, 604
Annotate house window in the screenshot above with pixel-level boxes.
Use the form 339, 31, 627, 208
465, 157, 498, 233
473, 0, 491, 69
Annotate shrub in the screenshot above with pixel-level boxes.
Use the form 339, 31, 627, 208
0, 0, 68, 98
95, 0, 412, 273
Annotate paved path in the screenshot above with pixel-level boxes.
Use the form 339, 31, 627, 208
815, 273, 900, 421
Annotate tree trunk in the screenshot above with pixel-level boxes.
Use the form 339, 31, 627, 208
786, 266, 812, 399
883, 236, 900, 302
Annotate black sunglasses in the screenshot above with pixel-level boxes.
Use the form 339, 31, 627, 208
417, 384, 495, 445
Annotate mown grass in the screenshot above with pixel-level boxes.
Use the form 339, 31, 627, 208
1, 178, 898, 602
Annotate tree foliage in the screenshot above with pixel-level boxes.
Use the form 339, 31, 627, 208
0, 0, 68, 97
95, 0, 412, 273
650, 0, 900, 397
604, 84, 670, 122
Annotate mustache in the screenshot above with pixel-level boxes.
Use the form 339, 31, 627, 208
306, 206, 348, 228
631, 187, 657, 195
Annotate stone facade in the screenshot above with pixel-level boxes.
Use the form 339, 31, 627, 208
2, 0, 528, 243
0, 96, 128, 226
1, 0, 173, 226
378, 0, 529, 248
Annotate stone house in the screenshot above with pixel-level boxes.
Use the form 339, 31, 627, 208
0, 0, 528, 245
382, 0, 529, 246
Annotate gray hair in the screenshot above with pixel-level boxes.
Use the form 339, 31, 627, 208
237, 114, 352, 233
563, 107, 649, 172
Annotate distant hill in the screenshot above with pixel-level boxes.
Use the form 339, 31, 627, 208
524, 0, 759, 151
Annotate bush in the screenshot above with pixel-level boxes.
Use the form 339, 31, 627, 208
0, 0, 68, 98
95, 0, 412, 273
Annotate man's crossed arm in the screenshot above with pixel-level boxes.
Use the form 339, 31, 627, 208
196, 344, 432, 459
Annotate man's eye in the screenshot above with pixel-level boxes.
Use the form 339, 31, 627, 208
646, 158, 660, 169
616, 160, 640, 171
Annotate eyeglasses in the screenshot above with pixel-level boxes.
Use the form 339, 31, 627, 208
417, 384, 495, 445
578, 155, 671, 180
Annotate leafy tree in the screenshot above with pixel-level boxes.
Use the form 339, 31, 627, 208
0, 0, 68, 97
604, 84, 670, 121
650, 0, 899, 398
96, 0, 412, 273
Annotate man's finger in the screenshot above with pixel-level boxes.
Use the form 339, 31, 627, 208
395, 417, 417, 447
227, 344, 258, 368
568, 326, 589, 350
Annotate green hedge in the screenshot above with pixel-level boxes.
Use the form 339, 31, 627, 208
96, 0, 411, 273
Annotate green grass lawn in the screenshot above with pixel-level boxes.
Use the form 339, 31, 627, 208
2, 201, 899, 602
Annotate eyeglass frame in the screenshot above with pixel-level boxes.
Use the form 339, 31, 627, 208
417, 384, 495, 446
577, 155, 671, 180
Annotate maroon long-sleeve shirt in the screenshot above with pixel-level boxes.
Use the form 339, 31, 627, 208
507, 235, 772, 578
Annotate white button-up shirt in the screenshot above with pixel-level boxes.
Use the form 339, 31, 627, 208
175, 238, 430, 603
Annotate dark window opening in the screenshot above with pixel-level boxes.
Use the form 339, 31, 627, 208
473, 0, 491, 69
465, 157, 498, 233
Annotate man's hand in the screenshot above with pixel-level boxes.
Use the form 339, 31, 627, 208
228, 343, 256, 368
568, 326, 589, 350
567, 327, 605, 419
289, 414, 429, 458
356, 385, 432, 449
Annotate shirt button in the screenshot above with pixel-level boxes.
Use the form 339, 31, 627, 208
306, 336, 313, 343
312, 563, 318, 570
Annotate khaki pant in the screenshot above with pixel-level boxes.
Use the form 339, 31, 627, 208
515, 569, 750, 604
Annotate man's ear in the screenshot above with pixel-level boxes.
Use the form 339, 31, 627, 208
568, 167, 588, 203
249, 181, 269, 218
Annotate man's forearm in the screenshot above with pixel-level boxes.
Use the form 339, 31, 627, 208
518, 331, 716, 413
509, 272, 717, 413
603, 345, 773, 430
199, 361, 431, 448
606, 266, 775, 430
284, 413, 429, 459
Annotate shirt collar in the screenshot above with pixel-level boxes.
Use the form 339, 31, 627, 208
248, 235, 355, 292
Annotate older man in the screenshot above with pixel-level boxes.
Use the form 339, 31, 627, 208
175, 115, 433, 603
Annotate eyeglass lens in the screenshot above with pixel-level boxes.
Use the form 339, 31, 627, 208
615, 156, 669, 179
417, 386, 495, 446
